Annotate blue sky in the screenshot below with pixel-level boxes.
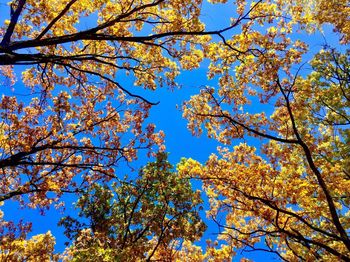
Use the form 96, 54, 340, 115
0, 0, 344, 261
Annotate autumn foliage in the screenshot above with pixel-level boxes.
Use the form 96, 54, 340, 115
58, 153, 205, 261
0, 0, 349, 261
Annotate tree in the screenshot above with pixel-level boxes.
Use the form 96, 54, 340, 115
0, 0, 237, 216
1, 0, 349, 260
0, 201, 58, 261
0, 0, 258, 208
59, 153, 205, 261
0, 0, 214, 259
179, 0, 350, 260
0, 0, 272, 258
0, 0, 270, 259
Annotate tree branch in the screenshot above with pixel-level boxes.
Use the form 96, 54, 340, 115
0, 0, 26, 47
35, 0, 78, 40
276, 78, 350, 252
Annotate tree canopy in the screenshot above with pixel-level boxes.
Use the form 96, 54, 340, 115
0, 0, 349, 261
56, 153, 205, 261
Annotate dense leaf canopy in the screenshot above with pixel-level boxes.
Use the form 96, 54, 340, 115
0, 0, 349, 261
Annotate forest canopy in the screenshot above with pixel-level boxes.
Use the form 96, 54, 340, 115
0, 0, 349, 261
